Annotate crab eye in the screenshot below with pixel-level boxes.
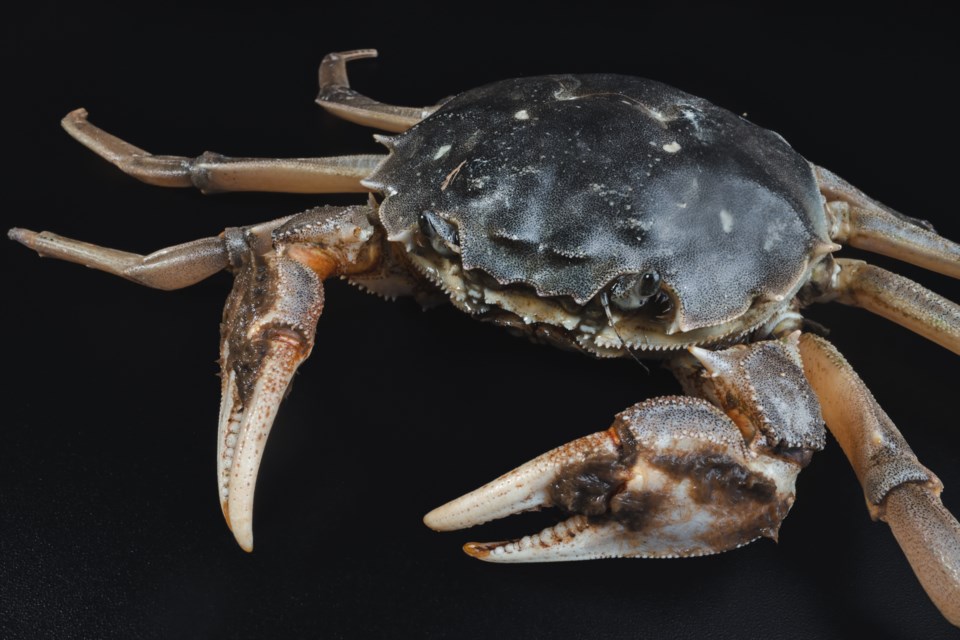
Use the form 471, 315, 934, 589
418, 210, 460, 256
610, 271, 661, 310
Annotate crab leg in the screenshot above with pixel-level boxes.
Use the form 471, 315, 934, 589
6, 215, 298, 290
11, 204, 383, 551
316, 49, 437, 133
62, 108, 382, 194
425, 337, 825, 562
817, 165, 960, 279
7, 227, 232, 290
798, 333, 960, 625
809, 258, 960, 355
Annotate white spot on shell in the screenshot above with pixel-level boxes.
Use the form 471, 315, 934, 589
763, 219, 788, 251
646, 108, 670, 123
663, 141, 681, 153
719, 209, 734, 233
433, 144, 451, 160
514, 110, 530, 120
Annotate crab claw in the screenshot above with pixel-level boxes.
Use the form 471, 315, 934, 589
217, 249, 324, 551
425, 396, 803, 562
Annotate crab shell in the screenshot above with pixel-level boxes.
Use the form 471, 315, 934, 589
363, 74, 836, 351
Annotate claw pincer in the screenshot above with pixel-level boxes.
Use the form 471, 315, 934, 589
426, 338, 824, 561
217, 206, 379, 550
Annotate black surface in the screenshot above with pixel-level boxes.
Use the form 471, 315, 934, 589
3, 6, 958, 639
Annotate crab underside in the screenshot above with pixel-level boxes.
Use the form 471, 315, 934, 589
9, 50, 960, 626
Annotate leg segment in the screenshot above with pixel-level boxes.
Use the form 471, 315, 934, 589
834, 259, 960, 354
8, 216, 292, 290
798, 333, 960, 625
316, 50, 437, 133
63, 108, 382, 194
9, 228, 224, 290
425, 336, 824, 561
816, 164, 960, 279
803, 257, 960, 355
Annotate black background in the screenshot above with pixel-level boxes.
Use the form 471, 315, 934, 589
3, 5, 959, 639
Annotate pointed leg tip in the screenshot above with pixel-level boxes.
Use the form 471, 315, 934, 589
8, 227, 43, 247
8, 227, 35, 246
61, 108, 89, 130
64, 107, 88, 120
340, 49, 378, 60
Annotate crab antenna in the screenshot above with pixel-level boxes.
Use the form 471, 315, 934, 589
600, 292, 650, 373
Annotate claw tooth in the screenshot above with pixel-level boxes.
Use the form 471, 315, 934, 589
217, 370, 240, 521
424, 431, 617, 531
216, 336, 309, 552
464, 515, 597, 562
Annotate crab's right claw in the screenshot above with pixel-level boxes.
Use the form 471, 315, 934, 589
425, 397, 803, 561
214, 206, 380, 551
216, 245, 325, 552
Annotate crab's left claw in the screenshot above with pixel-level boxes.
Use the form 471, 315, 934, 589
426, 396, 806, 561
426, 337, 826, 561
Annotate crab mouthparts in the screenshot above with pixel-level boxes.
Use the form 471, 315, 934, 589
424, 398, 800, 562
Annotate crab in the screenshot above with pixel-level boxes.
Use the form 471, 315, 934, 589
9, 49, 959, 626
